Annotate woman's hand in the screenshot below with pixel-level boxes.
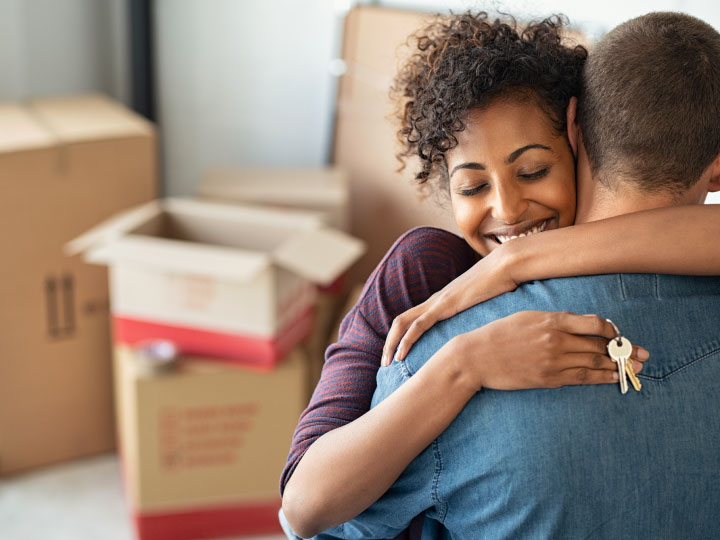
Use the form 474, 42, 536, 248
442, 311, 649, 391
382, 245, 519, 366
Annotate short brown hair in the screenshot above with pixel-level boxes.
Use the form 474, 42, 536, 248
578, 12, 720, 195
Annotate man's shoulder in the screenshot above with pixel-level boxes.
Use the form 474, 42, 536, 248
523, 273, 720, 301
403, 273, 720, 374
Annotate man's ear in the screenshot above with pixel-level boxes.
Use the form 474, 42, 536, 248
566, 96, 579, 157
709, 154, 720, 193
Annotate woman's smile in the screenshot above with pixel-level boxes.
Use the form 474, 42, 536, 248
487, 217, 551, 245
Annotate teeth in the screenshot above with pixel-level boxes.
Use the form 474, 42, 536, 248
494, 219, 548, 244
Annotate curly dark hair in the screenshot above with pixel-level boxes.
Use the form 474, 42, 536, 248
393, 12, 588, 192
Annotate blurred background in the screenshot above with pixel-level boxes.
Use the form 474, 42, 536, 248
2, 1, 720, 540
4, 0, 720, 197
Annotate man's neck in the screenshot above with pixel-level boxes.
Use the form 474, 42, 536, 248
573, 145, 692, 224
576, 185, 680, 224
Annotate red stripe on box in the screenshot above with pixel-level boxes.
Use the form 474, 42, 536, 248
318, 272, 346, 294
134, 499, 282, 540
114, 307, 314, 370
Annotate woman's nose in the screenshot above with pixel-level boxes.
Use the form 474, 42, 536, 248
489, 182, 528, 224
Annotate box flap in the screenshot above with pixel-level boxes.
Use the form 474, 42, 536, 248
163, 197, 325, 230
199, 168, 348, 208
273, 228, 366, 285
28, 94, 154, 143
0, 104, 56, 153
86, 235, 270, 282
65, 200, 163, 257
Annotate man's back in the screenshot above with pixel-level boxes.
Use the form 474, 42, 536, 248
339, 273, 720, 539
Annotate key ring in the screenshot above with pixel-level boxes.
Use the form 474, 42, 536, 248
605, 319, 624, 346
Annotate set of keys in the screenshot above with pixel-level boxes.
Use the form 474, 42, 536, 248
606, 319, 642, 394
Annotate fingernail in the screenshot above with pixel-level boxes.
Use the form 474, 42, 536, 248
637, 348, 650, 360
612, 371, 619, 381
381, 353, 388, 367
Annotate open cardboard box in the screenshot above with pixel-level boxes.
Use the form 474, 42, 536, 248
67, 198, 365, 367
198, 167, 350, 231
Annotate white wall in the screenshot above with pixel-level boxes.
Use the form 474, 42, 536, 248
155, 0, 720, 197
0, 0, 129, 104
154, 0, 344, 196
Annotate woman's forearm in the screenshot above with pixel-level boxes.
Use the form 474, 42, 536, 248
281, 339, 475, 538
506, 205, 720, 284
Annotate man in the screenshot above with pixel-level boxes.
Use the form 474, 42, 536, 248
297, 11, 720, 539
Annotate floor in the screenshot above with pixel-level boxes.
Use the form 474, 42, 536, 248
0, 454, 286, 540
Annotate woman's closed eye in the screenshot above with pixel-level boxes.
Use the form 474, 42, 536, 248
457, 183, 489, 196
518, 167, 549, 180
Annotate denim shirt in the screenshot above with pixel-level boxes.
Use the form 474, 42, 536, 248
301, 274, 720, 540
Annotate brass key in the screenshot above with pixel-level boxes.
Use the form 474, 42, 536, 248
625, 358, 642, 392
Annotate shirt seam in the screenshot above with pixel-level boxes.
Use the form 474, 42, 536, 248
398, 359, 446, 521
432, 438, 447, 521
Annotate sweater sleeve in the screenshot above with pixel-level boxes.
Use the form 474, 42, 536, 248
280, 227, 476, 494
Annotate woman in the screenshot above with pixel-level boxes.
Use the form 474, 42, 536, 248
281, 12, 718, 539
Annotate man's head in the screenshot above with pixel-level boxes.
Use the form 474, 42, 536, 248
577, 12, 720, 201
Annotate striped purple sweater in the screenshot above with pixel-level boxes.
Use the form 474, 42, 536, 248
280, 227, 476, 536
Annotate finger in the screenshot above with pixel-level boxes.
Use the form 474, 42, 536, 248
555, 312, 616, 339
559, 367, 619, 386
558, 321, 649, 366
557, 350, 647, 380
557, 352, 617, 372
396, 314, 434, 362
557, 334, 610, 356
631, 345, 650, 364
383, 317, 410, 367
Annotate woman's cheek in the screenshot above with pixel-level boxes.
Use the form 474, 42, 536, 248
548, 177, 577, 227
451, 197, 476, 234
452, 197, 491, 255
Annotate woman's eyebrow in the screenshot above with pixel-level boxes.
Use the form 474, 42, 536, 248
450, 143, 552, 178
450, 162, 485, 178
506, 144, 552, 164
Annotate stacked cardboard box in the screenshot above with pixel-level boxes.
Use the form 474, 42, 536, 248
114, 344, 310, 539
69, 194, 365, 539
0, 94, 156, 476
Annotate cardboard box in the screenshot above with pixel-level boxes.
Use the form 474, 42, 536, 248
114, 345, 310, 539
198, 167, 350, 231
334, 6, 460, 282
0, 94, 157, 475
68, 198, 366, 368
